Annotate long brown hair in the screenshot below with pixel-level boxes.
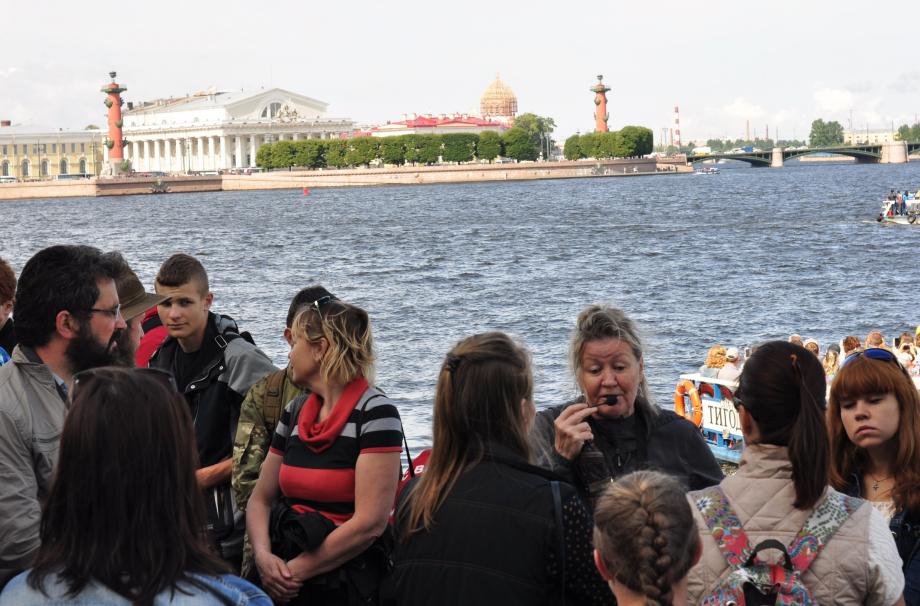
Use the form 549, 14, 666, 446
28, 367, 226, 604
593, 471, 699, 606
401, 332, 533, 536
736, 341, 829, 509
828, 354, 920, 515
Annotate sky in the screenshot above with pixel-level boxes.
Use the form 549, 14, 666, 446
2, 0, 919, 144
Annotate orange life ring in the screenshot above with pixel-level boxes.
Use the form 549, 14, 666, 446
674, 380, 704, 427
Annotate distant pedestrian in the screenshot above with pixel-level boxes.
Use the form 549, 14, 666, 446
804, 338, 820, 358
789, 333, 804, 347
699, 344, 726, 377
843, 335, 862, 359
717, 347, 742, 381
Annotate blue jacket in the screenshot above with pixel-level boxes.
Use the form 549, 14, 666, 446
0, 570, 271, 605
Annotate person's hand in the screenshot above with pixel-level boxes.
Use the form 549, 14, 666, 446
254, 549, 301, 603
553, 403, 597, 460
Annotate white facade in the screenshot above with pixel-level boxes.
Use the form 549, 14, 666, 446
121, 88, 353, 172
843, 130, 896, 145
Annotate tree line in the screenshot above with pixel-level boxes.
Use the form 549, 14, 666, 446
562, 126, 654, 160
896, 123, 920, 142
256, 126, 546, 170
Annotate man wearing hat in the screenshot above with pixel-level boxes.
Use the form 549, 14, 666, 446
105, 252, 167, 368
717, 347, 742, 381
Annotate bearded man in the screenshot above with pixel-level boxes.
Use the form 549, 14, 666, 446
0, 245, 124, 589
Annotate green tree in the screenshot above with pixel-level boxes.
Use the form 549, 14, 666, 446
476, 131, 503, 162
896, 123, 920, 142
270, 140, 297, 168
379, 137, 407, 165
255, 143, 273, 169
502, 128, 538, 161
324, 140, 348, 168
292, 140, 325, 168
344, 137, 379, 167
618, 126, 654, 157
809, 119, 844, 147
416, 135, 442, 165
513, 113, 556, 158
563, 135, 584, 160
441, 133, 478, 163
402, 135, 420, 164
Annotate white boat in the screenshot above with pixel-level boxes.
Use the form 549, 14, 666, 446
877, 199, 920, 224
674, 374, 742, 464
694, 166, 720, 175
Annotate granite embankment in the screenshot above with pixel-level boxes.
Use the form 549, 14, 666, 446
0, 158, 690, 201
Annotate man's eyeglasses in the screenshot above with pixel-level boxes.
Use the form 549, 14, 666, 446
71, 367, 179, 402
84, 304, 122, 320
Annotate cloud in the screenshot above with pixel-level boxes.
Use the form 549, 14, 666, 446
890, 71, 920, 94
813, 88, 853, 114
721, 97, 766, 119
0, 67, 22, 79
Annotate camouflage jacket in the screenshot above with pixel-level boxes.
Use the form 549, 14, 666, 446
231, 367, 306, 512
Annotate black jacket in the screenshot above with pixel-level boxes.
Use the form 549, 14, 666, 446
531, 398, 723, 507
391, 446, 609, 606
149, 313, 276, 467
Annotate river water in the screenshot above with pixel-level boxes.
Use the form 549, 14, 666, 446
2, 161, 919, 446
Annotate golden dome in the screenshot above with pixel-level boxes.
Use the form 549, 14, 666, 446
480, 74, 518, 118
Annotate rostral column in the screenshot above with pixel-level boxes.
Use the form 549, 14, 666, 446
101, 71, 128, 175
591, 74, 611, 133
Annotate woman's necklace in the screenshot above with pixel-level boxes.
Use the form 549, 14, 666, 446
868, 472, 892, 493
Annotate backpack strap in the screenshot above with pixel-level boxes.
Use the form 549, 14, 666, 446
785, 491, 863, 574
694, 486, 753, 569
261, 369, 288, 432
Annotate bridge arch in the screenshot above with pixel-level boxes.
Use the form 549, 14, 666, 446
784, 149, 881, 163
687, 154, 772, 167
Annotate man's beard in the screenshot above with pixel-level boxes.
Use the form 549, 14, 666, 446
110, 328, 137, 367
65, 325, 121, 374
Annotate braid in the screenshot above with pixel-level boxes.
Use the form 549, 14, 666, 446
593, 471, 700, 606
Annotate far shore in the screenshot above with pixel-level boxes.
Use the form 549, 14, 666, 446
0, 158, 691, 201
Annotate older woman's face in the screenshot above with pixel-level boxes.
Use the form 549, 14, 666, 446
579, 338, 644, 420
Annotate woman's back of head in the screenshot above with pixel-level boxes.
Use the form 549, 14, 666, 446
30, 367, 225, 604
704, 345, 726, 369
736, 340, 828, 509
593, 471, 699, 606
402, 332, 533, 535
292, 298, 374, 385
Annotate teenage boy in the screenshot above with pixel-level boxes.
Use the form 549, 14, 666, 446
149, 253, 276, 566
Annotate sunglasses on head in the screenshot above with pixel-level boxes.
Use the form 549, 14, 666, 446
71, 367, 179, 401
840, 348, 913, 381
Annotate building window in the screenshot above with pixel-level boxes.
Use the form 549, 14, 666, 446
261, 102, 282, 119
52, 143, 57, 153
71, 143, 76, 153
81, 143, 85, 153
2, 145, 6, 155
21, 160, 29, 176
1, 161, 8, 176
79, 159, 87, 174
60, 158, 68, 174
22, 144, 28, 154
40, 160, 48, 176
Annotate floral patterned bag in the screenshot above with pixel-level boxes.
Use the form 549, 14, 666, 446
694, 487, 862, 605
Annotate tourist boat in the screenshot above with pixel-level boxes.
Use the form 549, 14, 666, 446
694, 166, 720, 175
673, 374, 742, 464
877, 199, 920, 224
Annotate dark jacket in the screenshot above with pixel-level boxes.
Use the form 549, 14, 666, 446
843, 471, 920, 605
531, 398, 723, 507
391, 445, 607, 606
149, 313, 277, 467
0, 318, 15, 361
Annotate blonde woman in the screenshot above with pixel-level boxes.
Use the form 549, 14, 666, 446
247, 298, 402, 606
699, 345, 726, 378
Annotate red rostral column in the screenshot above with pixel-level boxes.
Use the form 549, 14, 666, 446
591, 74, 611, 133
101, 71, 127, 173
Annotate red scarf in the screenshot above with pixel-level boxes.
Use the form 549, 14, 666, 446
297, 377, 369, 453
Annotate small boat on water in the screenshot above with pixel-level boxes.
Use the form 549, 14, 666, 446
694, 166, 720, 175
877, 199, 920, 224
673, 374, 742, 465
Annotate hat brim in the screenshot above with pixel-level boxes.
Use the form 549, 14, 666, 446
122, 292, 167, 322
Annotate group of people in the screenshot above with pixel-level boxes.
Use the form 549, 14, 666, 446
886, 189, 919, 216
0, 248, 919, 605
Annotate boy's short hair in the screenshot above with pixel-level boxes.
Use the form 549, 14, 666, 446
155, 254, 209, 295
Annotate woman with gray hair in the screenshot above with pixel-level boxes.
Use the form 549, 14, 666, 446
531, 305, 722, 508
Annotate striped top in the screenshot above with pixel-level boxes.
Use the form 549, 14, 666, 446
270, 380, 403, 525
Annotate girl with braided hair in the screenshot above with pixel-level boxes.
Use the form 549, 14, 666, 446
593, 470, 701, 606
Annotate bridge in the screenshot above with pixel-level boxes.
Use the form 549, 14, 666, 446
687, 141, 920, 168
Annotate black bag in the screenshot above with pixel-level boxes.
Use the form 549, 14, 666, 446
204, 482, 244, 560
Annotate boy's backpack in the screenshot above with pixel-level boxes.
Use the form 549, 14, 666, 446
694, 486, 863, 605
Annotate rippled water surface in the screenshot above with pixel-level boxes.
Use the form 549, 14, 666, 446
3, 161, 919, 446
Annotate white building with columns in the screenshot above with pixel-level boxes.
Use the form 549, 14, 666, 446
120, 88, 353, 173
